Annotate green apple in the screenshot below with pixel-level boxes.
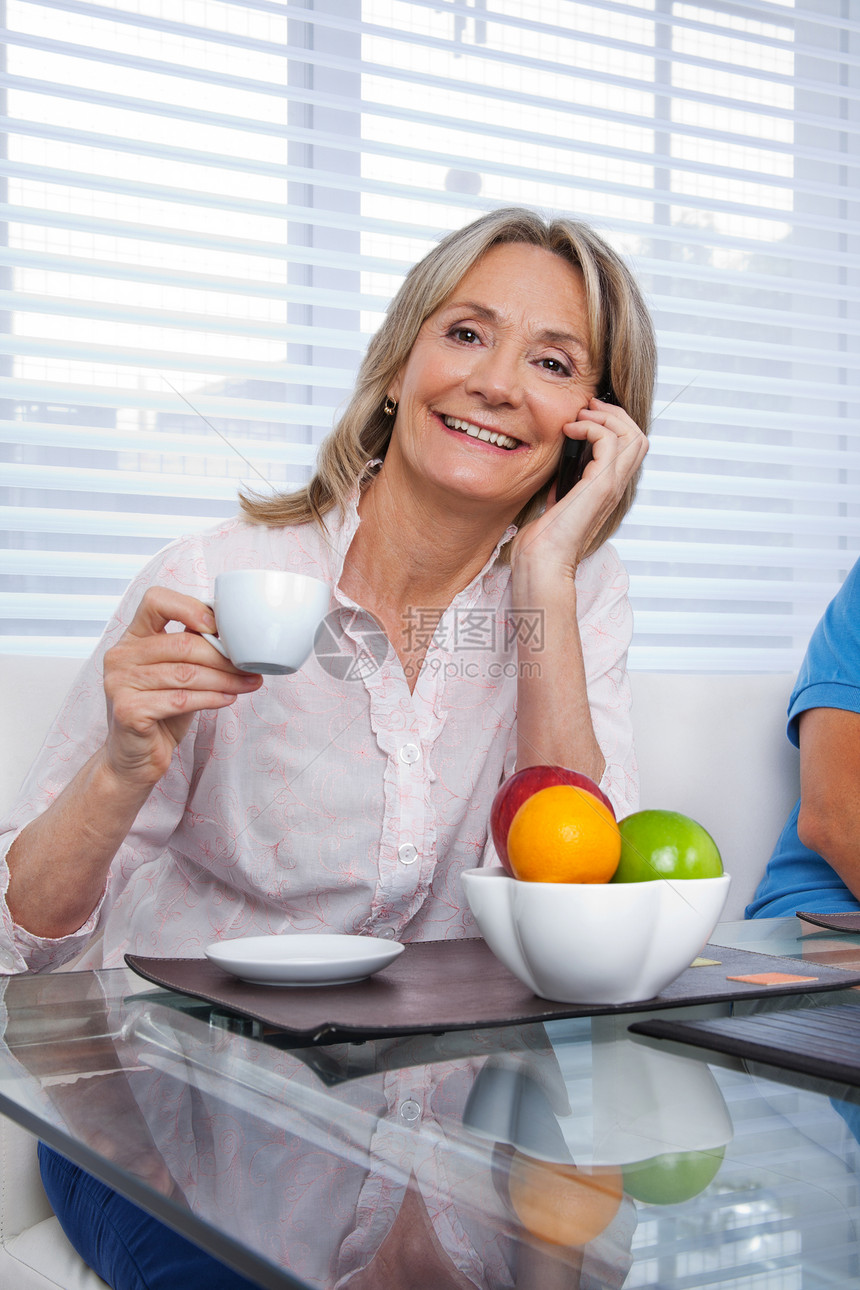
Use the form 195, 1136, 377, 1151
622, 1144, 725, 1205
612, 809, 723, 883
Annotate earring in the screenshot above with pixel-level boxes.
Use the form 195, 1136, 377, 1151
383, 396, 397, 417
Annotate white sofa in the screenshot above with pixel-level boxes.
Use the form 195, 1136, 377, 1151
0, 656, 800, 1288
630, 670, 800, 922
0, 657, 109, 1287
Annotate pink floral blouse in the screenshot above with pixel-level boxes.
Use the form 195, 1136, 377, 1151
0, 499, 638, 975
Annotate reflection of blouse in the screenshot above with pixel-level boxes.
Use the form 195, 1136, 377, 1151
0, 497, 638, 974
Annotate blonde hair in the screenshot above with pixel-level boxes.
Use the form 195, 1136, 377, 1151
241, 206, 656, 556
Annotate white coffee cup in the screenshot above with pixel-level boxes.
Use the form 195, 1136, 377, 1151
202, 570, 330, 675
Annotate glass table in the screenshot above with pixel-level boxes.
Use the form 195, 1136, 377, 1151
3, 918, 860, 1289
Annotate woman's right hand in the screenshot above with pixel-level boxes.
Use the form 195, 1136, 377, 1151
6, 585, 263, 941
101, 586, 263, 790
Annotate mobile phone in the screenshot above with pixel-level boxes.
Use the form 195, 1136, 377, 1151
555, 436, 593, 501
555, 390, 614, 500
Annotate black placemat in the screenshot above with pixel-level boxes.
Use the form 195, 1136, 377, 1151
629, 1004, 860, 1087
125, 939, 860, 1044
796, 911, 860, 933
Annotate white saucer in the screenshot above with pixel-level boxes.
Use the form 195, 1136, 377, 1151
204, 932, 405, 986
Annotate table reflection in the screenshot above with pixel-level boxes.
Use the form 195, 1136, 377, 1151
4, 969, 860, 1289
0, 973, 642, 1287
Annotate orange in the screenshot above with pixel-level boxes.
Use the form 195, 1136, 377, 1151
508, 1152, 624, 1246
506, 784, 621, 883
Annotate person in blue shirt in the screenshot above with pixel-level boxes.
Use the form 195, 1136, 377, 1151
747, 557, 860, 918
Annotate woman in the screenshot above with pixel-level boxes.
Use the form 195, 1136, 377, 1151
1, 206, 654, 969
0, 206, 654, 1287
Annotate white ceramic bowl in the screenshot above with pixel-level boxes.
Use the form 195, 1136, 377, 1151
461, 868, 730, 1004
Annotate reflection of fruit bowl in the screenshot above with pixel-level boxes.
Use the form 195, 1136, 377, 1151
468, 1032, 734, 1246
589, 1015, 734, 1167
461, 868, 730, 1004
464, 1026, 734, 1169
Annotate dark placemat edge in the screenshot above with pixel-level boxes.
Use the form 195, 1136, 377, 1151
795, 910, 860, 932
627, 1014, 860, 1088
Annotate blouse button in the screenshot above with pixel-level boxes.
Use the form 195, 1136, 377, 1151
399, 743, 420, 764
400, 1099, 421, 1123
378, 926, 396, 940
398, 843, 418, 865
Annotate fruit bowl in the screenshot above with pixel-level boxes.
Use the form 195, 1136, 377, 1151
461, 868, 731, 1004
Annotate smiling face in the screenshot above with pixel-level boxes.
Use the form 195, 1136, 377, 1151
385, 242, 601, 519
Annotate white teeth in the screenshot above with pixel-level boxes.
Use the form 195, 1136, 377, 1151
442, 416, 518, 450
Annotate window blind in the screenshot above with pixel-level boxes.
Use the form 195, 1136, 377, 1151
1, 0, 858, 669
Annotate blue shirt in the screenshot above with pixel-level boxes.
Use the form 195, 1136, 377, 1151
746, 557, 860, 918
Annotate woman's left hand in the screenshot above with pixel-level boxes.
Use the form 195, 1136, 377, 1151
510, 397, 648, 577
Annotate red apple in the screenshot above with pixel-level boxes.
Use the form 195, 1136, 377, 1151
490, 765, 615, 873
